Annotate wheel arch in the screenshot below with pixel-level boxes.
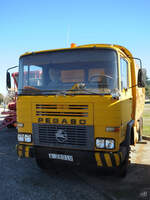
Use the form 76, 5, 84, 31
121, 120, 134, 146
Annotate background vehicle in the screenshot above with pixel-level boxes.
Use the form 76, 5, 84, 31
7, 44, 145, 176
0, 69, 18, 130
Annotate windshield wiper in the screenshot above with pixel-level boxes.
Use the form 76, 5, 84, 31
55, 83, 110, 95
22, 86, 42, 93
21, 88, 61, 95
69, 88, 109, 95
21, 84, 111, 96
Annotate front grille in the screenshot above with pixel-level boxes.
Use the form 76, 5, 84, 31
33, 123, 94, 150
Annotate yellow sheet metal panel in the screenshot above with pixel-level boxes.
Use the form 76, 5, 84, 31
17, 96, 32, 133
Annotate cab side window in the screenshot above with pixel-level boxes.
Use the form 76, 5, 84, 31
120, 58, 128, 90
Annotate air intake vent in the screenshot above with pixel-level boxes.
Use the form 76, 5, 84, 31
36, 104, 88, 117
36, 104, 88, 110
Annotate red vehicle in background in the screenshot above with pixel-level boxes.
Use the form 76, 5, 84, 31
0, 68, 18, 130
0, 68, 42, 131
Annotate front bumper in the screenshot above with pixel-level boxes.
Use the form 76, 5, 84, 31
16, 144, 126, 168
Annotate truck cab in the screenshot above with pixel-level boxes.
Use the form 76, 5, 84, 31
13, 44, 145, 176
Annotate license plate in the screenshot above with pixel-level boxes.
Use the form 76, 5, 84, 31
48, 153, 73, 162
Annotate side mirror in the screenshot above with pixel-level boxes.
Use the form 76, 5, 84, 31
6, 71, 11, 89
6, 66, 18, 90
138, 69, 145, 88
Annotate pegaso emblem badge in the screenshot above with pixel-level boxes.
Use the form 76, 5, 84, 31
56, 129, 68, 143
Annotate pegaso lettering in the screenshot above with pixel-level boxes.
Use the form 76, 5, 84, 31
38, 118, 86, 125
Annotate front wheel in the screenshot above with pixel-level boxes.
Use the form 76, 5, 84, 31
117, 146, 130, 178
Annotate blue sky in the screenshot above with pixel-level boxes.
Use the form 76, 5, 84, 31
0, 0, 150, 95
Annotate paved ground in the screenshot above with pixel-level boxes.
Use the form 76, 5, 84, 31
0, 123, 150, 200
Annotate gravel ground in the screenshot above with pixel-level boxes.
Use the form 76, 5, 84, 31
0, 124, 150, 200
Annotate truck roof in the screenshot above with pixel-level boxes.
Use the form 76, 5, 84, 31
20, 44, 133, 59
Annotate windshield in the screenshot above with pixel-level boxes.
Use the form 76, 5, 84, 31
18, 49, 118, 95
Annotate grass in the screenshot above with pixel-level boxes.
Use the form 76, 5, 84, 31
143, 101, 150, 136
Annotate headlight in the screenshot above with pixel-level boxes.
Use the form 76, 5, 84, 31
96, 138, 115, 149
106, 127, 120, 132
17, 134, 24, 142
96, 138, 105, 149
105, 139, 115, 149
17, 134, 32, 143
24, 134, 31, 142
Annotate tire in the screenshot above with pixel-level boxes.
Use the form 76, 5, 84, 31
117, 146, 130, 178
36, 158, 54, 170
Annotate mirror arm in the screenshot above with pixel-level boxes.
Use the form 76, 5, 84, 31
7, 66, 18, 73
128, 57, 142, 69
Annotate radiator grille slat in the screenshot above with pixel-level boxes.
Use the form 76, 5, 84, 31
36, 104, 88, 110
35, 104, 89, 117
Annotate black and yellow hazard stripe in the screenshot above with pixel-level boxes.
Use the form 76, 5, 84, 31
16, 144, 30, 158
16, 144, 23, 157
95, 151, 123, 167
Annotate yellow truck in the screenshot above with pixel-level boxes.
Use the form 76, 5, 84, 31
7, 44, 145, 176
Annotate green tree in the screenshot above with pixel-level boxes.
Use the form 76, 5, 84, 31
0, 93, 4, 104
145, 74, 150, 99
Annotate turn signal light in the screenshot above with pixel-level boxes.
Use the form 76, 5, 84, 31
106, 127, 120, 132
